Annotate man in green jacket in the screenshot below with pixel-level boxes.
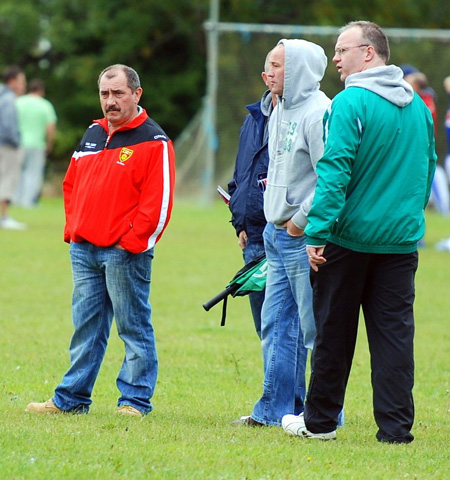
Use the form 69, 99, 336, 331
282, 21, 436, 443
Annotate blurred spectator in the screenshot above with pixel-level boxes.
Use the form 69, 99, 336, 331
0, 66, 26, 230
434, 76, 450, 251
444, 76, 450, 181
404, 68, 448, 215
401, 64, 439, 125
404, 71, 438, 130
15, 79, 57, 208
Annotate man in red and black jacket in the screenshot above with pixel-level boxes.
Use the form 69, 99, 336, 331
27, 64, 175, 417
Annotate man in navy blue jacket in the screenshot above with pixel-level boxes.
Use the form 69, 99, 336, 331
228, 55, 276, 338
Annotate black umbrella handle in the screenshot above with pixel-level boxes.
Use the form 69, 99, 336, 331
202, 288, 230, 311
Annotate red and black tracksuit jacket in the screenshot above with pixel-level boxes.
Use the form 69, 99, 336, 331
63, 109, 175, 253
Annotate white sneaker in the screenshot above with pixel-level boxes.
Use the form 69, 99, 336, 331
0, 217, 27, 230
282, 413, 336, 441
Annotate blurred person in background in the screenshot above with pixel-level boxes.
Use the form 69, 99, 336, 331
15, 79, 57, 208
404, 70, 438, 130
444, 75, 450, 181
404, 69, 447, 216
434, 75, 450, 251
0, 66, 26, 230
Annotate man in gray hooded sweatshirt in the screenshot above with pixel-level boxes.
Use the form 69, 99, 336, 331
235, 39, 330, 427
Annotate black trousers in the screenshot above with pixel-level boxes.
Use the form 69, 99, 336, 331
304, 243, 417, 443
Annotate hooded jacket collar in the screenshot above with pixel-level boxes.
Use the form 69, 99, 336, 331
345, 65, 414, 107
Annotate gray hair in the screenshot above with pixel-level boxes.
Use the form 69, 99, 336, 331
98, 64, 141, 92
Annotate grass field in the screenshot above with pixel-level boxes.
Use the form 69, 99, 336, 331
0, 197, 449, 479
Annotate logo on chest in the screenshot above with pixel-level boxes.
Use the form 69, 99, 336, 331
117, 147, 134, 165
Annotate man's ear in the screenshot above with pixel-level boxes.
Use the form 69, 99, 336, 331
134, 86, 143, 103
261, 72, 269, 87
365, 45, 376, 62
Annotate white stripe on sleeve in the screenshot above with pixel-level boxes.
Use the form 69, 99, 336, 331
146, 141, 171, 250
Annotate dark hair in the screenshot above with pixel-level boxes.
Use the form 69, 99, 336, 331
28, 79, 45, 93
2, 65, 24, 83
98, 64, 141, 92
341, 21, 390, 62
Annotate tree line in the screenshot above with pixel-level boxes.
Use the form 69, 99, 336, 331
1, 0, 449, 169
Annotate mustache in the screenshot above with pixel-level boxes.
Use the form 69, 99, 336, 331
106, 106, 120, 112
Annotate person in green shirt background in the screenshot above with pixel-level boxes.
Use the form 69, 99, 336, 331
15, 79, 57, 208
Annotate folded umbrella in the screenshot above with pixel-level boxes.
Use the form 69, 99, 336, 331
203, 253, 267, 326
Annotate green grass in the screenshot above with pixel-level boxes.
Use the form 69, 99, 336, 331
0, 198, 449, 479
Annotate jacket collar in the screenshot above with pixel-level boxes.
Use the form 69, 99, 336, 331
95, 106, 148, 133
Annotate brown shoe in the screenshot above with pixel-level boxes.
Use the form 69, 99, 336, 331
26, 399, 63, 414
115, 405, 144, 417
231, 415, 266, 427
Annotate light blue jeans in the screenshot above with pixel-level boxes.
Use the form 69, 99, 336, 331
53, 242, 157, 414
14, 147, 46, 207
243, 239, 265, 339
251, 223, 314, 426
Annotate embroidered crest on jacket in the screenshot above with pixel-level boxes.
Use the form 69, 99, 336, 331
119, 147, 134, 163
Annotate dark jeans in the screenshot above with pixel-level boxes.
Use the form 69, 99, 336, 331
305, 243, 417, 443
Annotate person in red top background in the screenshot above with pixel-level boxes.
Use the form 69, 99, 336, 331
404, 70, 438, 130
444, 75, 450, 181
403, 66, 449, 217
26, 64, 175, 417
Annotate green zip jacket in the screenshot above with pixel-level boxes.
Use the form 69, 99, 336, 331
305, 65, 437, 254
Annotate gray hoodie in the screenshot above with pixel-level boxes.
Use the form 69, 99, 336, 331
345, 65, 414, 107
264, 39, 330, 229
0, 84, 20, 148
260, 89, 274, 145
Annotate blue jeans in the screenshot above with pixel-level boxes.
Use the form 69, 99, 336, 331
53, 242, 157, 414
243, 239, 265, 339
251, 223, 314, 425
14, 147, 46, 207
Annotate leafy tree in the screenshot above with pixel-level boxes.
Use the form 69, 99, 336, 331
1, 0, 450, 168
221, 0, 450, 28
0, 1, 41, 66
38, 0, 209, 159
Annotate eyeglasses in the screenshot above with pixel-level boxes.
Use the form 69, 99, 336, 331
334, 44, 370, 56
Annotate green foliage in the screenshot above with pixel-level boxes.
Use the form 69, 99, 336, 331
1, 0, 450, 175
1, 0, 210, 169
39, 0, 209, 142
221, 0, 450, 28
0, 1, 41, 66
0, 199, 449, 479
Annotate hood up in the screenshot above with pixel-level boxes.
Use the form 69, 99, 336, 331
277, 38, 328, 109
